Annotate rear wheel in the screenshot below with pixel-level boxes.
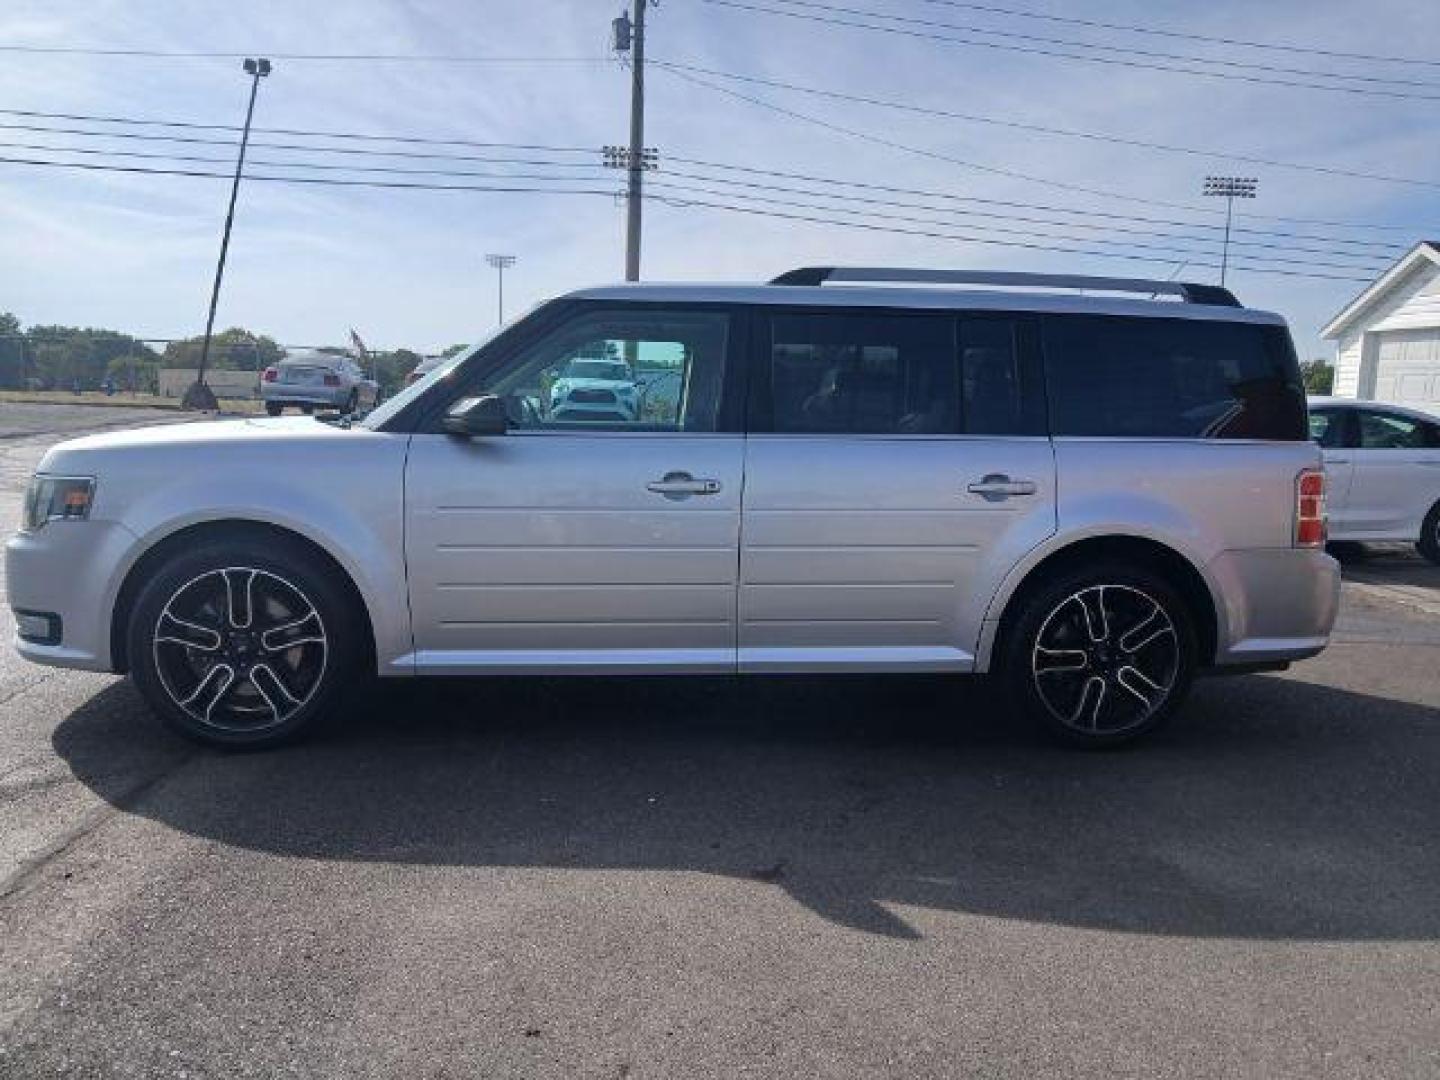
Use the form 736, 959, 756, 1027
344, 390, 358, 414
1001, 563, 1198, 748
127, 534, 361, 748
1418, 502, 1440, 566
265, 401, 283, 416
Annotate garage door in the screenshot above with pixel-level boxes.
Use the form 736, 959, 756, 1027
1372, 329, 1440, 415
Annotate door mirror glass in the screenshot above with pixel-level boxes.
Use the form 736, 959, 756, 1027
443, 394, 509, 437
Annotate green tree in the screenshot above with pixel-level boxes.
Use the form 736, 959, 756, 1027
0, 312, 21, 388
24, 326, 158, 389
1301, 358, 1335, 395
107, 353, 162, 394
162, 328, 282, 373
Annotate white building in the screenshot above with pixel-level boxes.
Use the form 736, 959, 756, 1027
1321, 240, 1440, 415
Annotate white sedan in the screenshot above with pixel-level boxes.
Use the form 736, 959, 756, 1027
1308, 396, 1440, 563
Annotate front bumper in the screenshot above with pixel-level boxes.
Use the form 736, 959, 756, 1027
5, 520, 135, 672
1207, 547, 1341, 666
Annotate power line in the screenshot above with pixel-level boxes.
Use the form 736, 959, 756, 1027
0, 151, 1382, 283
655, 170, 1395, 265
0, 45, 607, 64
7, 120, 1403, 260
653, 61, 1440, 191
646, 193, 1376, 282
645, 179, 1389, 274
0, 140, 617, 186
0, 153, 623, 196
8, 100, 1432, 240
697, 0, 1440, 101
8, 132, 1390, 266
753, 0, 1440, 90
660, 65, 1440, 234
664, 157, 1416, 248
0, 107, 599, 154
0, 121, 611, 169
909, 0, 1440, 69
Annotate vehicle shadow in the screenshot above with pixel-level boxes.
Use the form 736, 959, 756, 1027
53, 672, 1440, 941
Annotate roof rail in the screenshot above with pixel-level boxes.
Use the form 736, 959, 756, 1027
768, 267, 1241, 307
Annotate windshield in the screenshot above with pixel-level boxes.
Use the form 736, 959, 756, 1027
360, 351, 468, 429
562, 360, 631, 382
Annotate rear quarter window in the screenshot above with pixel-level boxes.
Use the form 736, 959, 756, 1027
1042, 314, 1307, 440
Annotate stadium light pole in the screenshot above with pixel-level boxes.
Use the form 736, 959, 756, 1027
1202, 175, 1258, 288
485, 253, 516, 326
185, 57, 271, 411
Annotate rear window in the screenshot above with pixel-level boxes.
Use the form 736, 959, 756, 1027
1042, 314, 1307, 440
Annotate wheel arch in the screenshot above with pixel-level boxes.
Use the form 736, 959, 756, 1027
110, 519, 377, 675
982, 533, 1221, 671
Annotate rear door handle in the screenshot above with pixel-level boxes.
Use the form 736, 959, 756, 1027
967, 474, 1038, 501
647, 471, 722, 500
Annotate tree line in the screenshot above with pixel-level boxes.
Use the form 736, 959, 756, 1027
0, 312, 465, 398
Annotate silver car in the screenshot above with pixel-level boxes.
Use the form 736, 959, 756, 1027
261, 351, 378, 416
7, 268, 1340, 749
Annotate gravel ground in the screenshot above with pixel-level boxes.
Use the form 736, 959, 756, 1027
1, 404, 1437, 1079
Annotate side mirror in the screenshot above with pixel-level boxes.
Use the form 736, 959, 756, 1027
442, 394, 508, 437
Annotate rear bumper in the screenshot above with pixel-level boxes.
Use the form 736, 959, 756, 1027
261, 385, 349, 407
1207, 547, 1341, 666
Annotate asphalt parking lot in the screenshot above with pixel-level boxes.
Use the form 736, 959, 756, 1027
1, 403, 1438, 1078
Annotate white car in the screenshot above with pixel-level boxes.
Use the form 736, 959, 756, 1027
1308, 396, 1440, 563
547, 358, 639, 422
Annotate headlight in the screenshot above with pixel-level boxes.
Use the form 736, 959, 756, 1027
23, 475, 95, 531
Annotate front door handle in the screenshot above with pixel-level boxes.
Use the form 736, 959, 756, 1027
647, 471, 722, 500
1327, 458, 1351, 465
967, 474, 1038, 501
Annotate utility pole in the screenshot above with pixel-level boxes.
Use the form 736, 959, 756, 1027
185, 57, 271, 411
609, 2, 655, 281
485, 254, 517, 325
1202, 175, 1258, 288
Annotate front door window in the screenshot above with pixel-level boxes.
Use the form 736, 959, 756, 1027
481, 310, 730, 432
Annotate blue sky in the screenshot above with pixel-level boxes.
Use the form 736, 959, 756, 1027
1, 0, 1437, 358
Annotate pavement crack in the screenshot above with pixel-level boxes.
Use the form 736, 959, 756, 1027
0, 751, 196, 905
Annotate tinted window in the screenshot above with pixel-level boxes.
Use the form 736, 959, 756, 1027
484, 309, 729, 431
769, 312, 957, 434
1043, 315, 1306, 440
1308, 408, 1350, 448
1358, 410, 1428, 449
960, 317, 1036, 435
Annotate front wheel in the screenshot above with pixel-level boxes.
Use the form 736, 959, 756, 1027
1418, 502, 1440, 566
1001, 564, 1198, 748
127, 533, 361, 748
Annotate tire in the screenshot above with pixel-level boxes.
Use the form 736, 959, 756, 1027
300, 404, 315, 415
1417, 502, 1440, 566
344, 390, 358, 414
127, 532, 362, 749
265, 401, 283, 416
1000, 562, 1198, 748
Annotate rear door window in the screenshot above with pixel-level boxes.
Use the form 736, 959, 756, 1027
766, 311, 958, 434
1042, 315, 1307, 440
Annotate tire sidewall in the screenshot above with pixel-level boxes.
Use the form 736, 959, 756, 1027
127, 535, 359, 749
1002, 562, 1199, 748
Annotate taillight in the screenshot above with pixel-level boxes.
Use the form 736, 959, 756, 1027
1295, 468, 1326, 547
261, 367, 277, 382
323, 373, 340, 386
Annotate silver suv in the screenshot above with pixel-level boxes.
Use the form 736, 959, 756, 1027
7, 268, 1340, 749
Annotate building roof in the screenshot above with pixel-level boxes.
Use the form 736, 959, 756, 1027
1320, 240, 1440, 340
